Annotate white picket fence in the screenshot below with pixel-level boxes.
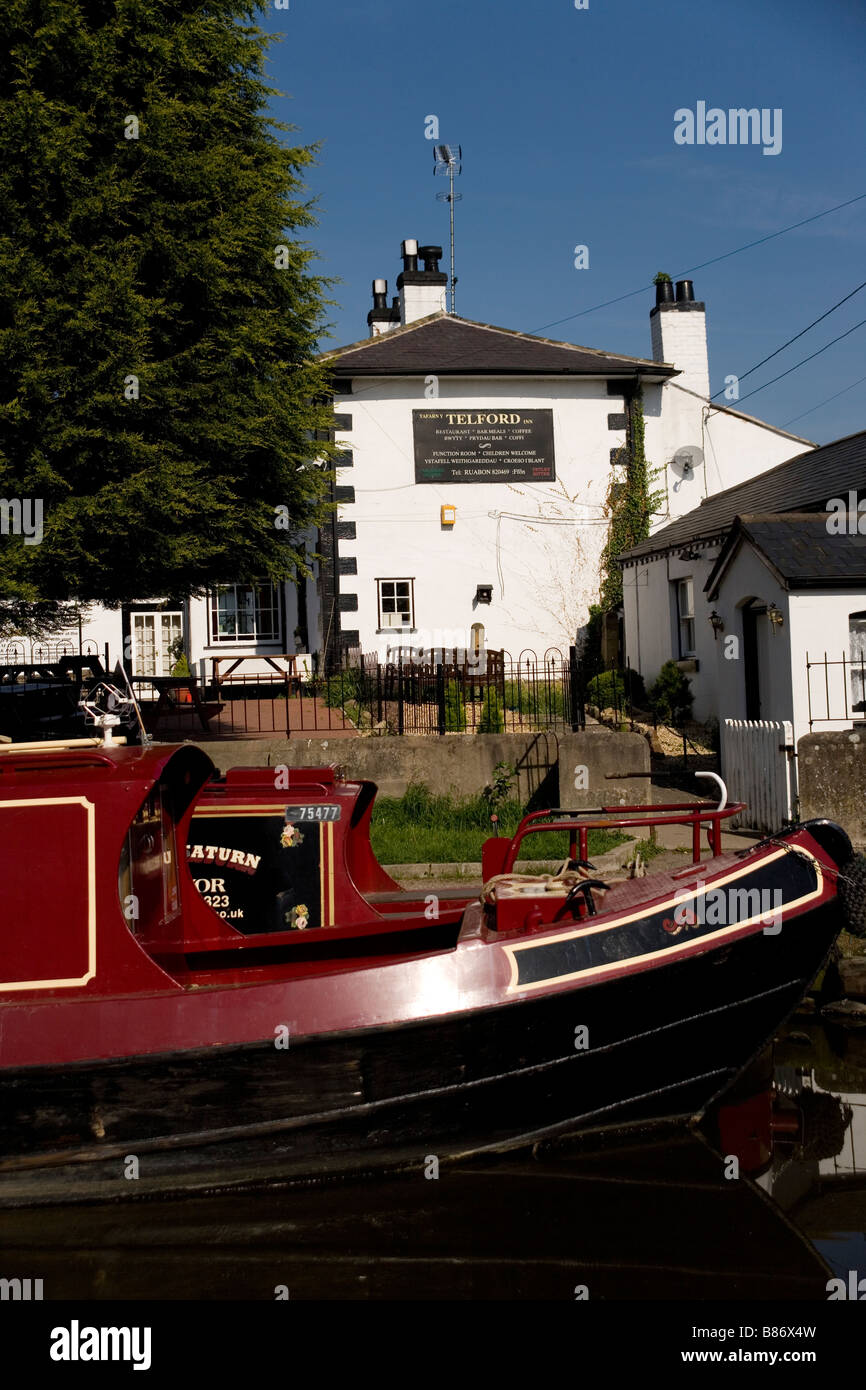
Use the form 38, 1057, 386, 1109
720, 719, 797, 832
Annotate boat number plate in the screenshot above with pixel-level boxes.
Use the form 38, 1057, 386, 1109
285, 804, 342, 822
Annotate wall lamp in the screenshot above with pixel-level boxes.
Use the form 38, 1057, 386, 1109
475, 584, 493, 605
767, 604, 784, 631
708, 610, 724, 639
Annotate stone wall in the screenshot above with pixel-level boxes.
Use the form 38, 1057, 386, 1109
190, 729, 651, 806
797, 730, 866, 848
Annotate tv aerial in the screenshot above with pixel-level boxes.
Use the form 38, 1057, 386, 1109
671, 445, 704, 491
434, 144, 462, 314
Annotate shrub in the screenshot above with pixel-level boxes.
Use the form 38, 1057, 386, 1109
477, 687, 505, 733
502, 678, 567, 724
585, 666, 645, 712
648, 660, 693, 725
444, 679, 467, 732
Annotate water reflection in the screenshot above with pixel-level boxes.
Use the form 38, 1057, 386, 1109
762, 1018, 866, 1284
0, 1017, 863, 1301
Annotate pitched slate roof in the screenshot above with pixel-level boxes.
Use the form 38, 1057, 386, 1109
620, 428, 866, 563
322, 313, 678, 379
707, 514, 866, 596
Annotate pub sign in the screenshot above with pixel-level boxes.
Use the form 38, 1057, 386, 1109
412, 408, 555, 484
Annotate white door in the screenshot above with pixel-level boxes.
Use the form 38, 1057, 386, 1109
132, 612, 183, 677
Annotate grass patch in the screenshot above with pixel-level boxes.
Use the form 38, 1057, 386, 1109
370, 781, 629, 865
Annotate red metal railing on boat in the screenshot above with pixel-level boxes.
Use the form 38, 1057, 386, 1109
501, 800, 748, 871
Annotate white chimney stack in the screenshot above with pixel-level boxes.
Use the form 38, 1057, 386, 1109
650, 279, 710, 398
396, 239, 448, 324
367, 278, 401, 337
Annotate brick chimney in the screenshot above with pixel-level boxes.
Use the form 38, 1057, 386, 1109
650, 278, 710, 398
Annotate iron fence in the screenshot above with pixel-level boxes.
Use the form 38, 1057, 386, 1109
135, 648, 602, 740
805, 652, 866, 729
0, 637, 102, 665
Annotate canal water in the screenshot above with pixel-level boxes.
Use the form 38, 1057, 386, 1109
0, 1014, 863, 1302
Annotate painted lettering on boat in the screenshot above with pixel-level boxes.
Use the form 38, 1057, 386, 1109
186, 844, 261, 874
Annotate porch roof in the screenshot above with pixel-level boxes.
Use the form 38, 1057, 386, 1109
706, 513, 866, 598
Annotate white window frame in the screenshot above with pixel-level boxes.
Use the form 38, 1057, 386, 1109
677, 578, 696, 657
209, 583, 281, 645
377, 578, 415, 632
850, 610, 866, 712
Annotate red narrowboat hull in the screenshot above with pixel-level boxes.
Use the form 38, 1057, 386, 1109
0, 742, 852, 1206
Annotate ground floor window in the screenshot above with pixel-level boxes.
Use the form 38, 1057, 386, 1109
676, 578, 695, 656
377, 578, 414, 630
209, 584, 281, 644
851, 610, 866, 712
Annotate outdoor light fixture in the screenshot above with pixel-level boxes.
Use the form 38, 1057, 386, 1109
708, 610, 724, 638
767, 604, 784, 630
440, 504, 456, 527
475, 584, 493, 605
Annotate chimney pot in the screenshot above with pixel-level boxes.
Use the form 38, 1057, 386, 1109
372, 279, 388, 310
655, 279, 675, 307
418, 245, 443, 273
401, 239, 419, 273
675, 279, 695, 304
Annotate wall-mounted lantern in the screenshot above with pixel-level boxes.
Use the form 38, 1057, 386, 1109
708, 610, 724, 639
475, 584, 493, 605
440, 504, 456, 527
767, 604, 784, 631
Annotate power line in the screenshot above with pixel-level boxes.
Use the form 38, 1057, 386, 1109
529, 191, 866, 334
780, 372, 866, 428
736, 317, 866, 405
709, 278, 866, 399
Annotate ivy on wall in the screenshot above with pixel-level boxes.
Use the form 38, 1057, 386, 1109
598, 386, 663, 610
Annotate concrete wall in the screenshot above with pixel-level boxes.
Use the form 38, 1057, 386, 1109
190, 728, 651, 807
798, 729, 866, 848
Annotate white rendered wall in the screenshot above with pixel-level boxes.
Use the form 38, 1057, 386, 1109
625, 539, 866, 743
788, 589, 866, 742
709, 546, 793, 729
333, 376, 617, 658
337, 373, 816, 662
651, 308, 710, 398
642, 381, 812, 524
622, 548, 721, 721
400, 282, 447, 324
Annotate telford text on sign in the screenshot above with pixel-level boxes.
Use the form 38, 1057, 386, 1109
412, 408, 555, 484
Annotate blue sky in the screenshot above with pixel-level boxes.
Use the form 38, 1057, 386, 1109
262, 0, 865, 444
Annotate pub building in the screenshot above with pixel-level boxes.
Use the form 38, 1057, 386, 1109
15, 238, 812, 678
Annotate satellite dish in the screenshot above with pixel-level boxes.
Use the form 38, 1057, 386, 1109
671, 445, 704, 480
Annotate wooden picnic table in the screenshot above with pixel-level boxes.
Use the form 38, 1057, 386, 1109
131, 676, 223, 731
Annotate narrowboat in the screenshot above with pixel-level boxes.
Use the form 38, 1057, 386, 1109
0, 730, 861, 1208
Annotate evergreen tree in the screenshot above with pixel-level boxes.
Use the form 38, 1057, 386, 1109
0, 0, 334, 633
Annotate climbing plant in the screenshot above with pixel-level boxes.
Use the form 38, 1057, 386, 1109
598, 386, 664, 610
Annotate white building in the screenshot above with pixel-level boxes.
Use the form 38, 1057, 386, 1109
619, 428, 866, 745
317, 240, 812, 664
5, 238, 814, 680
